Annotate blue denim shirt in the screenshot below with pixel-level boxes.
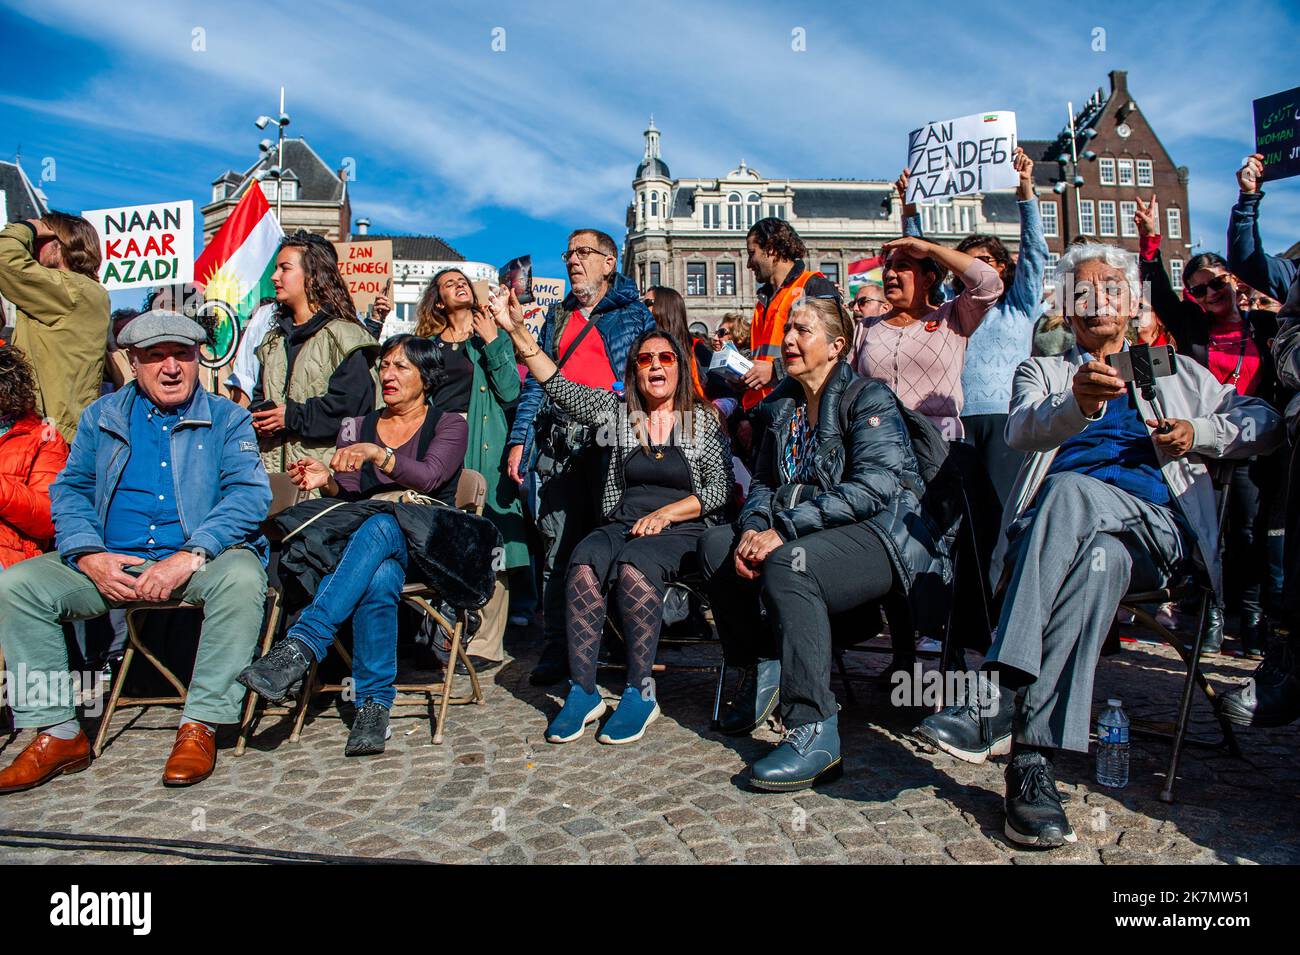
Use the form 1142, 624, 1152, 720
52, 383, 272, 565
103, 391, 189, 559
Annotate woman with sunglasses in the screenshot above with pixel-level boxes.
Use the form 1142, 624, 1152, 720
1136, 196, 1281, 656
488, 286, 732, 745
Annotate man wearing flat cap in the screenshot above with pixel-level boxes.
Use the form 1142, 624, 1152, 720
0, 310, 271, 791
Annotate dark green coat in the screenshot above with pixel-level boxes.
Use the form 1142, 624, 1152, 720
455, 332, 528, 570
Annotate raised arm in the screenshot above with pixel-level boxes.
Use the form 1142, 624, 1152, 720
1227, 155, 1298, 301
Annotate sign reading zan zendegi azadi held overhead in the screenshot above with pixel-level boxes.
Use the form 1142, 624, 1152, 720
82, 200, 195, 291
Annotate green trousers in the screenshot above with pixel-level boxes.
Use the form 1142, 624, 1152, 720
0, 549, 267, 728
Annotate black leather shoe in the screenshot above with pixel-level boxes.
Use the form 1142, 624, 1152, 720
529, 641, 568, 687
1218, 635, 1300, 728
1239, 611, 1271, 660
345, 699, 391, 756
1003, 750, 1076, 848
455, 656, 502, 677
911, 672, 1014, 764
749, 714, 842, 792
1192, 605, 1225, 656
717, 659, 780, 736
237, 637, 314, 704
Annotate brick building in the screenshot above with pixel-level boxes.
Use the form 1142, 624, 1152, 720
1020, 70, 1192, 290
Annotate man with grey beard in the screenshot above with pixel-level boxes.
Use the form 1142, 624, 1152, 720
506, 229, 654, 685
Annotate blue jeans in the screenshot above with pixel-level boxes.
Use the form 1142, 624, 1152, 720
289, 513, 408, 709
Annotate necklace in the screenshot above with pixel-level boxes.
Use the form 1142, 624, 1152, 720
440, 328, 472, 351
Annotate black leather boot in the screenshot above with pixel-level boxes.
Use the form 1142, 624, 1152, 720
1239, 611, 1270, 660
911, 672, 1016, 764
237, 637, 313, 704
1219, 632, 1300, 728
717, 659, 780, 736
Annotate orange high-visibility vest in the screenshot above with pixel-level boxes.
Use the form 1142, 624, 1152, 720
743, 268, 821, 409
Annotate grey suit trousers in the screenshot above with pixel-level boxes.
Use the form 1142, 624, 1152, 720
988, 472, 1190, 753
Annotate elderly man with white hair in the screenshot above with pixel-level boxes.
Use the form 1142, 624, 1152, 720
913, 242, 1282, 848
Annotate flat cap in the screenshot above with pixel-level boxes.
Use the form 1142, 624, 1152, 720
117, 310, 207, 349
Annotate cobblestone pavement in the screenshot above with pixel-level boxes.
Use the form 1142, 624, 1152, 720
2, 621, 1297, 865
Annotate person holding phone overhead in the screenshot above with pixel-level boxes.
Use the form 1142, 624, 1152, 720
249, 231, 380, 483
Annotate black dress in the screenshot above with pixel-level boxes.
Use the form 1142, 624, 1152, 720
569, 443, 707, 591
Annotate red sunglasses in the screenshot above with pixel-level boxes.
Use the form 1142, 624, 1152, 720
635, 351, 678, 368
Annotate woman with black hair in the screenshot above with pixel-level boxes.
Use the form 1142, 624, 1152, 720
488, 285, 732, 746
237, 335, 468, 756
250, 231, 380, 478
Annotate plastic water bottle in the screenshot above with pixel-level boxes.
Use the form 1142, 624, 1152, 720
1095, 699, 1130, 788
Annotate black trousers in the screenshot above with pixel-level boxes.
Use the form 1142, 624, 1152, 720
960, 413, 1024, 511
536, 452, 599, 646
698, 521, 896, 727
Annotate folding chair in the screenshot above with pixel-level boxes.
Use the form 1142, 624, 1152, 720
92, 587, 283, 757
243, 469, 491, 748
1117, 462, 1241, 804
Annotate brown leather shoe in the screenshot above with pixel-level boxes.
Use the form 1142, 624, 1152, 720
0, 731, 91, 794
162, 722, 217, 787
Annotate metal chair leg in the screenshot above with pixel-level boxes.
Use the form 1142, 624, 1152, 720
1160, 590, 1212, 803
711, 661, 728, 727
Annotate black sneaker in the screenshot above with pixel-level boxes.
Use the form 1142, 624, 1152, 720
1218, 635, 1300, 728
237, 637, 313, 704
1003, 750, 1076, 848
911, 672, 1014, 764
345, 699, 391, 756
1239, 612, 1271, 660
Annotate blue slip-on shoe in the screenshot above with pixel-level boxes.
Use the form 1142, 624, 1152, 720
597, 686, 661, 745
545, 682, 608, 743
749, 714, 843, 791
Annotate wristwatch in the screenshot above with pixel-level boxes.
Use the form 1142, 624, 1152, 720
381, 446, 396, 472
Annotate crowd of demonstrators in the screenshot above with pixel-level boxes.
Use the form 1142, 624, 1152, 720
0, 312, 271, 792
5, 138, 1300, 855
915, 243, 1282, 846
250, 231, 379, 479
0, 212, 110, 443
238, 335, 468, 755
493, 288, 731, 744
412, 268, 527, 672
505, 228, 655, 688
1136, 194, 1285, 657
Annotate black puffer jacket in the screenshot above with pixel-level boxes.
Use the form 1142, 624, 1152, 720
741, 360, 951, 630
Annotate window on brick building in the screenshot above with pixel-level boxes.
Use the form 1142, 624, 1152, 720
1118, 159, 1135, 186
1039, 201, 1058, 237
820, 261, 839, 285
1166, 208, 1182, 240
1079, 199, 1096, 235
1099, 200, 1117, 236
727, 193, 742, 230
1120, 200, 1138, 237
1099, 158, 1116, 185
1136, 159, 1154, 187
716, 261, 736, 295
649, 262, 661, 287
1170, 258, 1184, 291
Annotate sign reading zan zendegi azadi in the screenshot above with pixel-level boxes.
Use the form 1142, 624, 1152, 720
81, 200, 195, 291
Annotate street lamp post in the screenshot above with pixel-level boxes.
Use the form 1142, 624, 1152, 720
1052, 101, 1097, 241
255, 87, 291, 225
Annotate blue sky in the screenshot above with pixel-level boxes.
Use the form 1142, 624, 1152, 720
2, 0, 1297, 307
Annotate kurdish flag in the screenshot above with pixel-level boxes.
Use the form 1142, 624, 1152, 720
193, 185, 282, 364
847, 254, 883, 292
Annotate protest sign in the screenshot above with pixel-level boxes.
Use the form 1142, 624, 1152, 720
1253, 87, 1300, 183
82, 200, 194, 291
333, 238, 393, 313
530, 276, 566, 308
905, 111, 1017, 203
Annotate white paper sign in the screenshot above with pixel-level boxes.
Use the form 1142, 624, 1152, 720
82, 200, 195, 291
905, 111, 1018, 203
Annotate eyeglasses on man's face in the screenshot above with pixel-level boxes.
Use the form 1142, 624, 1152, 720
562, 246, 609, 263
